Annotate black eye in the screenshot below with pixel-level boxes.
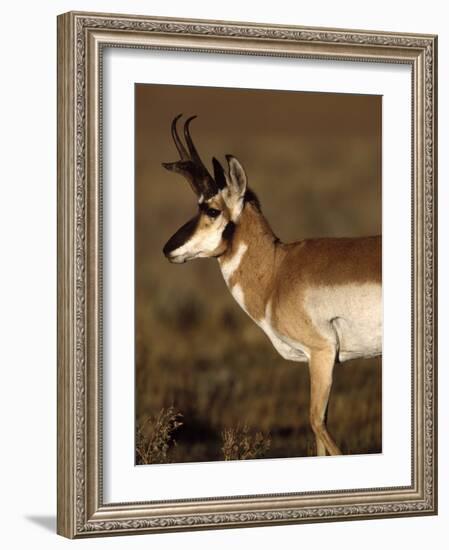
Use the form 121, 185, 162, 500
205, 208, 221, 218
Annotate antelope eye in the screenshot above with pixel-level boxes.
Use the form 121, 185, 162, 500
205, 207, 221, 218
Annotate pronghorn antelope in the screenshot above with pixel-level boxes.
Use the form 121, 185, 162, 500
162, 114, 382, 456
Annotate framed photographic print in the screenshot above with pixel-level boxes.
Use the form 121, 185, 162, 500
57, 11, 438, 538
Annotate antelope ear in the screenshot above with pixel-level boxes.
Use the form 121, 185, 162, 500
212, 157, 227, 190
225, 155, 247, 198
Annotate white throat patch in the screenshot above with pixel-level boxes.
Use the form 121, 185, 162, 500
219, 242, 248, 286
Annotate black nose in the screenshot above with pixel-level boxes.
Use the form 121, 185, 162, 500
162, 215, 199, 257
163, 240, 173, 257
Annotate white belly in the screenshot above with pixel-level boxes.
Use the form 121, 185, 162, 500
305, 283, 382, 362
219, 250, 381, 364
257, 283, 382, 364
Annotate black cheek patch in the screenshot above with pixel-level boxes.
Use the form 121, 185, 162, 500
163, 215, 199, 256
222, 221, 236, 242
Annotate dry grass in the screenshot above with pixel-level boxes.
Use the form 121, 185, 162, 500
136, 407, 183, 465
136, 410, 272, 464
222, 424, 271, 461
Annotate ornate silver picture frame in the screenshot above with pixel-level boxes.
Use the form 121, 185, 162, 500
57, 11, 437, 538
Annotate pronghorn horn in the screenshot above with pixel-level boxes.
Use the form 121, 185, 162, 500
163, 115, 218, 199
171, 113, 189, 160
184, 115, 201, 163
184, 116, 218, 196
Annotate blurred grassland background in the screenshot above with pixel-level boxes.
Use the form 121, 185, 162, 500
135, 83, 382, 463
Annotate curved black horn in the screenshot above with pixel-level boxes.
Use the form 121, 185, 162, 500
184, 116, 202, 163
184, 116, 218, 197
163, 115, 218, 199
171, 113, 189, 160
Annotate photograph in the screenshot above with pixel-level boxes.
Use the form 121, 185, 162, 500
134, 84, 382, 465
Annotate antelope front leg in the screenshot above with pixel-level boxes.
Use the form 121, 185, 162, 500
308, 348, 342, 456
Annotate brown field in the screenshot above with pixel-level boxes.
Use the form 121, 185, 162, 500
135, 84, 382, 464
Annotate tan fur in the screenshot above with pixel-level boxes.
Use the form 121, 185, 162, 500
220, 203, 380, 328
216, 201, 381, 457
165, 160, 381, 457
219, 204, 283, 320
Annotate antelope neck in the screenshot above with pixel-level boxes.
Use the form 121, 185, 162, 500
218, 202, 282, 321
